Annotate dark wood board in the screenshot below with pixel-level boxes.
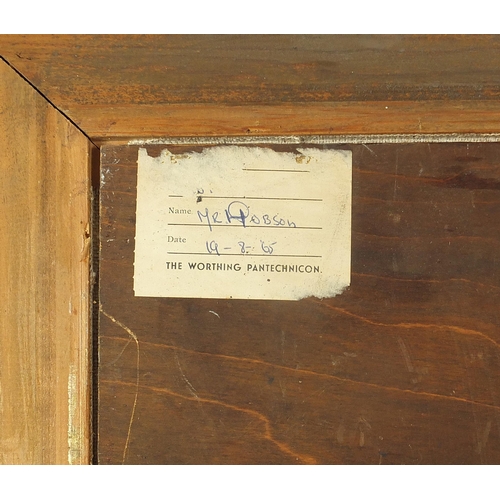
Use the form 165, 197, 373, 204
3, 35, 500, 138
98, 142, 500, 464
4, 35, 500, 105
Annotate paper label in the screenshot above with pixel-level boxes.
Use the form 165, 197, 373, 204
134, 146, 351, 300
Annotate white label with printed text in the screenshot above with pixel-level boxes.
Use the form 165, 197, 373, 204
134, 146, 351, 300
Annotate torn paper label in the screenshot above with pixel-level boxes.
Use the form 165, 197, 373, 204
134, 146, 351, 300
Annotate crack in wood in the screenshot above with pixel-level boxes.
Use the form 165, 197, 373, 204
99, 308, 140, 464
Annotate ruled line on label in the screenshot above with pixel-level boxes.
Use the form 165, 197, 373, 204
198, 196, 323, 202
167, 223, 323, 230
242, 168, 310, 173
169, 195, 322, 202
166, 252, 322, 258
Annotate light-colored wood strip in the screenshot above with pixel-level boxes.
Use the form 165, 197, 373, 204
79, 101, 500, 142
0, 61, 91, 464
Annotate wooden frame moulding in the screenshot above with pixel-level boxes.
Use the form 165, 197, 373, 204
1, 34, 500, 464
0, 60, 92, 464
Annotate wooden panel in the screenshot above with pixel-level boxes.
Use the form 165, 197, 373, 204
98, 142, 500, 464
2, 34, 499, 466
0, 61, 91, 464
2, 35, 500, 138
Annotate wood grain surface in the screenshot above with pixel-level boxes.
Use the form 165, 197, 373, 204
3, 35, 500, 138
0, 60, 92, 464
3, 35, 500, 465
98, 142, 500, 464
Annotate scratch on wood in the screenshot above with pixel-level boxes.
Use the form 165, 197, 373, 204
397, 337, 414, 373
362, 144, 377, 156
358, 417, 372, 448
208, 310, 220, 319
67, 365, 80, 465
336, 423, 345, 444
100, 307, 140, 464
174, 351, 199, 400
281, 330, 286, 363
102, 379, 317, 465
477, 420, 492, 455
393, 149, 399, 201
107, 338, 133, 366
279, 379, 287, 399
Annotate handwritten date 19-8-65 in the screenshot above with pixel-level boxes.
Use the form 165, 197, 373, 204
197, 201, 297, 232
205, 239, 276, 256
